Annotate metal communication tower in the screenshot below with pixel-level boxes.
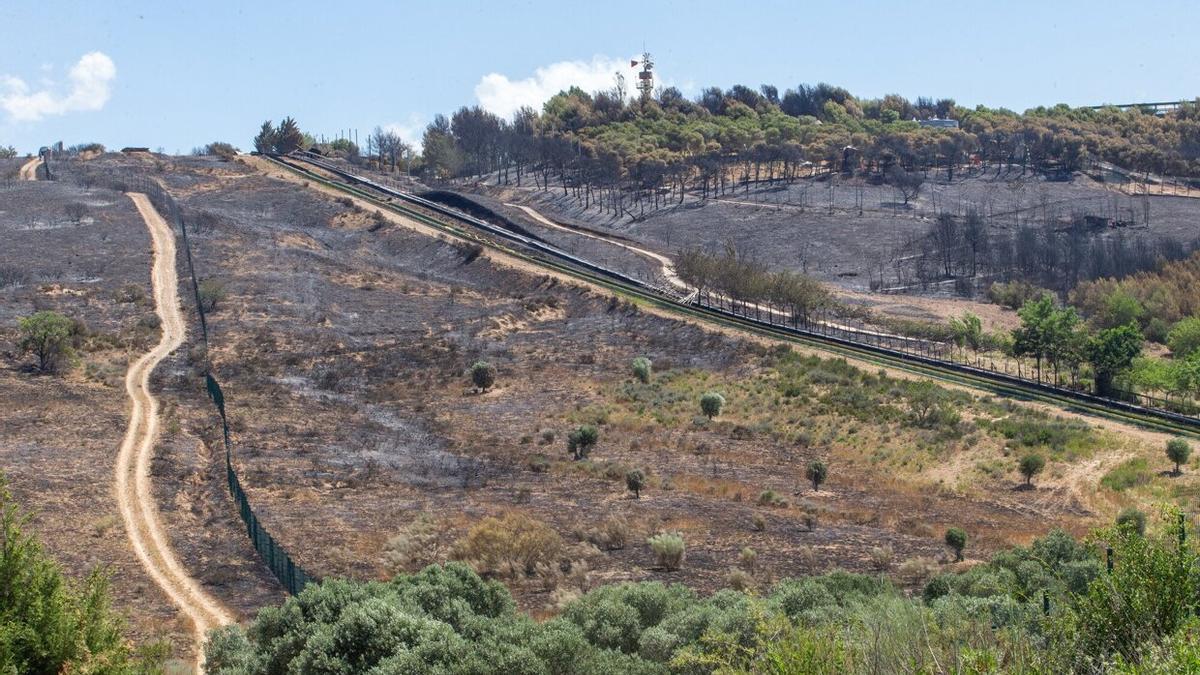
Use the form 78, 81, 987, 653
631, 51, 654, 101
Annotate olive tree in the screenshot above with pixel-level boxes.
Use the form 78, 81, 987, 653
470, 361, 496, 392
805, 459, 828, 491
945, 527, 967, 562
1166, 439, 1192, 475
625, 469, 646, 499
1019, 453, 1046, 487
700, 392, 725, 420
567, 425, 598, 460
18, 311, 76, 372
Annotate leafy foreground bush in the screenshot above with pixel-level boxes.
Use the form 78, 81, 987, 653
209, 517, 1200, 674
0, 477, 160, 673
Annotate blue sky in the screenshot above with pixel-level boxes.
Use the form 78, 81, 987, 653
1, 1, 1197, 155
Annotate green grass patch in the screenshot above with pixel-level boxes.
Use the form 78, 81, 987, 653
1101, 457, 1153, 492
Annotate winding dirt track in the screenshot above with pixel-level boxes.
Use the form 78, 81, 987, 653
17, 157, 40, 180
119, 193, 232, 671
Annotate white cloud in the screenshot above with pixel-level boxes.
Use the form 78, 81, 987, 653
474, 55, 633, 120
382, 113, 425, 152
1, 52, 116, 123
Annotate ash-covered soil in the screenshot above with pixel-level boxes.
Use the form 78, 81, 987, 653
0, 163, 280, 662
158, 156, 1105, 612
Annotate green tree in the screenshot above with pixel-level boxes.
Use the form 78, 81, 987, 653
252, 120, 277, 154
806, 459, 828, 491
945, 527, 967, 562
625, 469, 646, 499
18, 311, 75, 372
0, 476, 154, 673
470, 361, 496, 392
700, 392, 725, 420
1019, 453, 1046, 487
1166, 438, 1192, 475
1012, 294, 1081, 383
949, 312, 983, 361
567, 425, 599, 460
275, 117, 304, 154
1167, 317, 1200, 357
1086, 323, 1143, 396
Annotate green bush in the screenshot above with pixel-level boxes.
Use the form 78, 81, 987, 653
470, 360, 496, 391
197, 278, 227, 312
648, 533, 685, 571
0, 476, 154, 672
945, 527, 968, 562
567, 425, 599, 460
625, 469, 646, 499
1101, 457, 1153, 491
631, 356, 652, 384
806, 459, 828, 491
1116, 507, 1147, 536
700, 391, 725, 420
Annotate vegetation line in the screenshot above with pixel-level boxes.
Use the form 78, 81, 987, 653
258, 155, 1199, 439
119, 192, 232, 672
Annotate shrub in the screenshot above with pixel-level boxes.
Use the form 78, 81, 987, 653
588, 516, 629, 551
626, 469, 646, 499
739, 547, 758, 573
802, 512, 818, 532
18, 311, 76, 372
383, 513, 445, 573
648, 533, 685, 571
197, 278, 227, 312
700, 392, 725, 420
452, 512, 563, 578
806, 459, 828, 491
631, 356, 652, 384
64, 201, 88, 223
869, 545, 895, 571
1101, 457, 1152, 491
567, 425, 599, 460
1166, 438, 1192, 475
751, 514, 766, 532
726, 568, 754, 591
201, 141, 238, 158
1018, 453, 1046, 486
1116, 507, 1146, 536
945, 528, 967, 562
757, 490, 786, 507
470, 360, 496, 392
987, 280, 1048, 311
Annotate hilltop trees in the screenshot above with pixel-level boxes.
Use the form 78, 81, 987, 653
252, 117, 304, 154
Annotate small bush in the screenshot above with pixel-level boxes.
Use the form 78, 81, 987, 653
802, 512, 818, 532
631, 356, 652, 384
18, 311, 76, 372
197, 278, 227, 312
567, 425, 599, 460
648, 532, 685, 571
757, 490, 787, 507
869, 545, 895, 571
726, 568, 754, 591
588, 516, 629, 551
700, 392, 725, 420
383, 514, 445, 573
806, 460, 828, 491
1116, 507, 1147, 536
470, 361, 496, 392
625, 469, 646, 499
751, 514, 767, 532
527, 454, 550, 473
1166, 439, 1192, 475
945, 528, 967, 562
739, 547, 758, 573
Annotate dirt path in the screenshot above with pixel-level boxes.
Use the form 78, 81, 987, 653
119, 193, 232, 671
18, 157, 41, 181
506, 202, 688, 291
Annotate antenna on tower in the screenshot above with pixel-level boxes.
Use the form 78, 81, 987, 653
630, 49, 654, 102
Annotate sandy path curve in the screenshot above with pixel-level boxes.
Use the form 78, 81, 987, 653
18, 157, 41, 181
119, 193, 232, 671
